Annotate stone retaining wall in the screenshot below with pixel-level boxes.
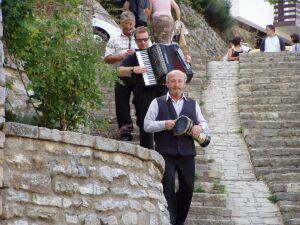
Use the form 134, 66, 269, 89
1, 122, 169, 225
0, 0, 5, 217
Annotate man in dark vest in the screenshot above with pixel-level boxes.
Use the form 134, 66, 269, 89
144, 70, 208, 225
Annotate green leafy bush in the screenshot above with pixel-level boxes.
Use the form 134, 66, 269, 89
2, 0, 116, 130
190, 0, 234, 39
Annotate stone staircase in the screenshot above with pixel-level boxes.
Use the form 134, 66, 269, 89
203, 61, 283, 225
238, 52, 300, 225
186, 147, 235, 225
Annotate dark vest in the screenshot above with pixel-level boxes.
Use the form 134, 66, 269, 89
154, 95, 197, 156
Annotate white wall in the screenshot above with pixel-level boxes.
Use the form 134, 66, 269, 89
230, 0, 274, 32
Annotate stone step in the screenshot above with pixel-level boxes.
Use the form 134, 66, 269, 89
195, 155, 214, 165
281, 205, 300, 213
191, 193, 226, 207
270, 182, 300, 192
287, 219, 300, 225
186, 219, 235, 225
238, 82, 298, 92
241, 120, 300, 130
244, 136, 300, 148
276, 192, 300, 201
239, 96, 300, 105
188, 206, 232, 220
240, 112, 300, 121
239, 104, 300, 113
252, 156, 300, 167
282, 211, 300, 224
238, 76, 300, 85
194, 170, 222, 183
239, 89, 299, 98
250, 147, 300, 157
255, 167, 300, 178
244, 128, 300, 138
264, 173, 300, 183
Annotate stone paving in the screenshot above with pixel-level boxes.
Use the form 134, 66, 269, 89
201, 61, 283, 225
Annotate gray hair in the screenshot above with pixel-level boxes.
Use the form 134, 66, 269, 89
166, 70, 187, 82
120, 11, 135, 22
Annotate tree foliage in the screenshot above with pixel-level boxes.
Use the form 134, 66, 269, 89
188, 0, 234, 39
2, 0, 116, 130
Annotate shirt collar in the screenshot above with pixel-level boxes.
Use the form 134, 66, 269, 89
166, 92, 187, 102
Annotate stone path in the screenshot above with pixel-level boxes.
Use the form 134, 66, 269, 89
201, 61, 283, 225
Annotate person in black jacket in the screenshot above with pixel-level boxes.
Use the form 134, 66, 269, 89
144, 70, 208, 225
260, 24, 285, 52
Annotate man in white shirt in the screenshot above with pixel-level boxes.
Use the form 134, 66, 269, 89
144, 70, 208, 225
104, 11, 138, 141
260, 24, 285, 52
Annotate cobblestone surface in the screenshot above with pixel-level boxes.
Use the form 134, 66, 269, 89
202, 61, 283, 225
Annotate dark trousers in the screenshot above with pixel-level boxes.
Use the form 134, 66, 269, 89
133, 84, 167, 149
114, 77, 136, 129
162, 155, 195, 225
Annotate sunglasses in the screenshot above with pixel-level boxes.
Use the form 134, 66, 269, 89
135, 37, 149, 43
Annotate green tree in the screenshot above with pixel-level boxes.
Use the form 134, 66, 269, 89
2, 0, 116, 130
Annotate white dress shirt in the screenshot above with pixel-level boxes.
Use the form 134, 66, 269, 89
264, 36, 281, 52
104, 31, 138, 68
144, 92, 208, 133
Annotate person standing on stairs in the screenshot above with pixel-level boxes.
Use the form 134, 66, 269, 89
123, 0, 151, 28
118, 26, 168, 149
150, 0, 181, 44
144, 70, 208, 225
260, 24, 285, 52
104, 11, 137, 141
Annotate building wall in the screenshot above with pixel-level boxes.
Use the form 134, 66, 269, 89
1, 122, 170, 225
230, 0, 274, 32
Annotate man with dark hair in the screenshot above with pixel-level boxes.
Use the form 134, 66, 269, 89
123, 0, 150, 27
260, 24, 285, 52
144, 70, 208, 225
290, 33, 300, 52
104, 11, 137, 141
118, 26, 167, 149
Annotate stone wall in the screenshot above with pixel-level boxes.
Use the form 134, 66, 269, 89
180, 3, 227, 61
1, 122, 169, 225
0, 0, 5, 217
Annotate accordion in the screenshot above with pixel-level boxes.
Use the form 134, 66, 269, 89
136, 43, 193, 86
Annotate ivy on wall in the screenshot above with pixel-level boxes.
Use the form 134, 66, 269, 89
2, 0, 117, 131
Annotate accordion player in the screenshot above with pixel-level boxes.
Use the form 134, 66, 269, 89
136, 43, 193, 86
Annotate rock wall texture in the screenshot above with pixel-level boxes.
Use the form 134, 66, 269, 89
0, 122, 169, 225
0, 0, 6, 213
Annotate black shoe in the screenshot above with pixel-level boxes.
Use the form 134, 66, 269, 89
121, 134, 133, 141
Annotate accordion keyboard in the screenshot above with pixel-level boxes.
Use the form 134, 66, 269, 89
136, 50, 157, 86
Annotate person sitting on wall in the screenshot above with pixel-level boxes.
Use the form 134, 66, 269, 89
260, 24, 285, 52
289, 33, 300, 52
227, 36, 244, 61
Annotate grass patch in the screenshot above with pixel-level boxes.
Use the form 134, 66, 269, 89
194, 186, 205, 193
214, 183, 226, 194
268, 195, 279, 203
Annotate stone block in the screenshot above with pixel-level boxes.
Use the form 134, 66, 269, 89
5, 189, 31, 203
136, 146, 151, 161
95, 136, 118, 152
32, 194, 72, 208
49, 159, 90, 178
118, 141, 136, 155
61, 131, 95, 147
112, 154, 143, 168
0, 67, 5, 86
4, 122, 38, 139
27, 206, 57, 221
149, 150, 165, 173
98, 166, 127, 182
78, 181, 108, 196
39, 127, 62, 142
2, 203, 24, 219
8, 173, 51, 194
121, 212, 138, 225
100, 215, 118, 225
0, 86, 5, 106
53, 179, 79, 195
95, 198, 129, 211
